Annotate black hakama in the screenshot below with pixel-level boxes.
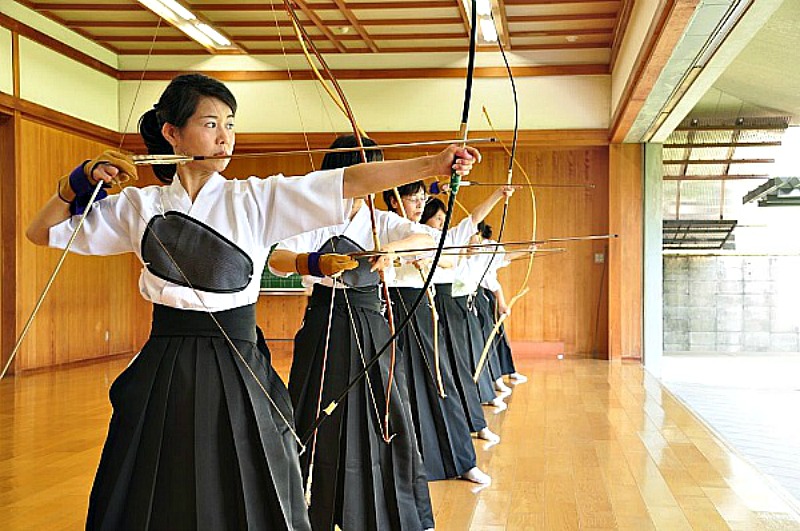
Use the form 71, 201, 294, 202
87, 304, 310, 531
480, 288, 517, 376
390, 287, 478, 481
289, 285, 433, 531
454, 294, 497, 403
433, 284, 488, 433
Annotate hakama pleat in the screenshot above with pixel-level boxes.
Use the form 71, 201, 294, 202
481, 289, 516, 375
390, 287, 478, 481
433, 284, 487, 433
86, 304, 309, 531
453, 295, 497, 403
289, 285, 433, 531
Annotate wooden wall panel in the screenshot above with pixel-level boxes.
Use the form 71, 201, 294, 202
16, 120, 151, 371
608, 143, 643, 359
225, 144, 609, 356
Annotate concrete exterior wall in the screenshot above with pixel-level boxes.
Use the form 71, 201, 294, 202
663, 255, 800, 353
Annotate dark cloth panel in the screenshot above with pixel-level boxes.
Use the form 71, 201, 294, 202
289, 284, 433, 531
86, 304, 309, 531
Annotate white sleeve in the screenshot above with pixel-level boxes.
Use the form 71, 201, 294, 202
377, 210, 427, 245
445, 216, 479, 246
484, 268, 502, 292
48, 194, 134, 256
275, 229, 326, 254
248, 168, 352, 246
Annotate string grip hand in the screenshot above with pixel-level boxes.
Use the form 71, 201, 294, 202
296, 252, 358, 278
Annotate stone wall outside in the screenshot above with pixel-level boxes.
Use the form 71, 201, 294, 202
663, 255, 800, 353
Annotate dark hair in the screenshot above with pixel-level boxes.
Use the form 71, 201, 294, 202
138, 73, 238, 183
420, 197, 446, 224
382, 181, 426, 213
478, 221, 492, 239
321, 135, 382, 171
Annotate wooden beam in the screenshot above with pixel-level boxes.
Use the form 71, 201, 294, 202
494, 0, 511, 48
12, 31, 19, 98
0, 12, 118, 79
508, 13, 618, 23
330, 0, 379, 53
455, 0, 473, 36
610, 0, 635, 70
123, 128, 610, 153
513, 29, 613, 38
609, 0, 699, 143
28, 3, 145, 11
0, 91, 121, 146
286, 0, 347, 53
117, 64, 609, 81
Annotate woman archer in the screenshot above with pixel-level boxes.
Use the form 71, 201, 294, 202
269, 135, 436, 531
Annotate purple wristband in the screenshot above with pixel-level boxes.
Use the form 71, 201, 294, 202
429, 181, 442, 195
307, 252, 324, 277
67, 160, 108, 216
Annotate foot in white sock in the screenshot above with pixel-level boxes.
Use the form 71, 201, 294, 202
490, 397, 507, 412
509, 372, 527, 384
461, 466, 491, 485
476, 427, 500, 443
495, 378, 511, 393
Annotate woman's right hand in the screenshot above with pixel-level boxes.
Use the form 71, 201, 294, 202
84, 150, 138, 185
434, 145, 481, 177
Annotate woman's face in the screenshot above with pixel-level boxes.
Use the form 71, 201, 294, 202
399, 190, 427, 222
163, 96, 235, 175
424, 209, 446, 230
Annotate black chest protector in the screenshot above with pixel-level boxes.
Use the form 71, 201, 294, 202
141, 211, 254, 293
318, 235, 380, 288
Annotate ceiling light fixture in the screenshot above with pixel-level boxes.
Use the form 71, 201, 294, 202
462, 0, 502, 45
137, 0, 240, 53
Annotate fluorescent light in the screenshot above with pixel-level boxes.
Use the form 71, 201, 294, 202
161, 0, 195, 21
461, 0, 493, 19
138, 0, 176, 20
137, 0, 239, 52
479, 17, 498, 42
196, 23, 231, 47
180, 23, 215, 48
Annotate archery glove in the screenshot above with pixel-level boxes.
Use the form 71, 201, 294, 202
296, 252, 358, 278
58, 150, 138, 203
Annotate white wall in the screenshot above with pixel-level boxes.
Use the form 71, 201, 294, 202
0, 26, 11, 96
0, 0, 117, 69
19, 38, 118, 130
119, 75, 611, 134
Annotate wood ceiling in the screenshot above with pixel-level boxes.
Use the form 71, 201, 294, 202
16, 0, 626, 60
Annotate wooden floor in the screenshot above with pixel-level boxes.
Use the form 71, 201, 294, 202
2, 350, 799, 530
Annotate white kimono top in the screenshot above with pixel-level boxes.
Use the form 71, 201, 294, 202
49, 170, 351, 311
425, 216, 478, 285
479, 240, 510, 293
273, 203, 428, 289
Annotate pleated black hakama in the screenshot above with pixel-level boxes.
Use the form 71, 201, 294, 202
433, 284, 488, 433
390, 287, 478, 481
87, 304, 310, 531
289, 285, 434, 531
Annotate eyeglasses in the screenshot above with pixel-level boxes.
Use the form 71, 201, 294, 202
404, 193, 429, 204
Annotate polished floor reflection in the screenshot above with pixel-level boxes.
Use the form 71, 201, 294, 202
1, 351, 799, 530
663, 353, 800, 510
